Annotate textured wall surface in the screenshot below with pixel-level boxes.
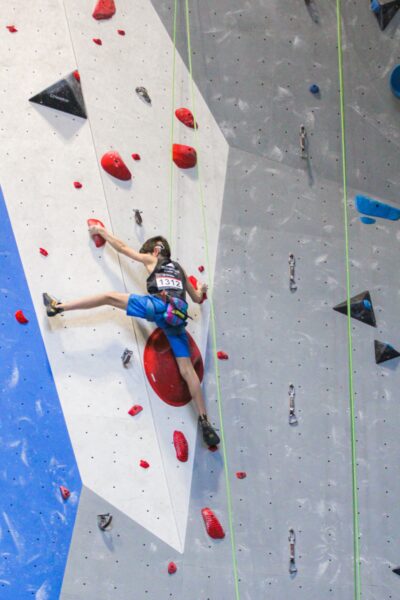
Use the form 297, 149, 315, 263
1, 0, 400, 599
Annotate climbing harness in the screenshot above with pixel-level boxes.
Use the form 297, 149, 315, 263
288, 384, 298, 426
145, 294, 191, 328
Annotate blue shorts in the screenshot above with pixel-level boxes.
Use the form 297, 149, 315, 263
126, 294, 190, 358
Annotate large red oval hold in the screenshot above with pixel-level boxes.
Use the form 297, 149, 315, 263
87, 218, 106, 247
175, 107, 197, 129
143, 328, 203, 407
172, 144, 197, 169
92, 0, 116, 20
101, 151, 132, 181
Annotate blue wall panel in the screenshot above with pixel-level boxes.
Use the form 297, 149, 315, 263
0, 188, 81, 599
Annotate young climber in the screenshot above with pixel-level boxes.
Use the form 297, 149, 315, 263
43, 226, 220, 447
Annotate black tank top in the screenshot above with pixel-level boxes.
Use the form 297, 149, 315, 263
146, 258, 187, 302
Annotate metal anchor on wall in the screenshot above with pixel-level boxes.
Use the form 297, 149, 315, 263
133, 209, 143, 226
300, 124, 308, 159
135, 86, 151, 104
288, 384, 298, 425
97, 513, 113, 531
288, 253, 297, 292
289, 528, 298, 574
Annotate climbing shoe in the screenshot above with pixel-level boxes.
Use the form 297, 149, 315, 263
43, 292, 63, 317
199, 415, 220, 447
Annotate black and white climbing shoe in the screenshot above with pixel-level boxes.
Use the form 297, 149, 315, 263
43, 292, 63, 317
199, 415, 220, 446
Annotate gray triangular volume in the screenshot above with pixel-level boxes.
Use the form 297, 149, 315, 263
392, 566, 400, 576
372, 0, 400, 30
333, 291, 376, 327
374, 340, 400, 364
29, 71, 87, 119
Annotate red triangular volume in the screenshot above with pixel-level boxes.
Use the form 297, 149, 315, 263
101, 151, 132, 181
201, 507, 225, 539
172, 144, 197, 169
60, 485, 71, 500
87, 218, 106, 247
92, 0, 116, 20
173, 431, 188, 462
175, 107, 197, 129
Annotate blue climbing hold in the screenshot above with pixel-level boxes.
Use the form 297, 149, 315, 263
370, 0, 380, 13
360, 216, 376, 225
309, 84, 320, 95
390, 65, 400, 99
355, 195, 400, 221
363, 299, 372, 310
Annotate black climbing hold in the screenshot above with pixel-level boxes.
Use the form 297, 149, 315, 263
97, 513, 113, 531
393, 566, 400, 576
374, 340, 400, 364
29, 71, 87, 119
371, 0, 400, 30
333, 291, 376, 327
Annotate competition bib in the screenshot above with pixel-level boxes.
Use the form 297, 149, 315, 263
155, 274, 183, 290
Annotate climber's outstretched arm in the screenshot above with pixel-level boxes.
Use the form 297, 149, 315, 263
88, 225, 153, 265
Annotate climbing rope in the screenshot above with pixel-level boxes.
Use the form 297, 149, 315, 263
336, 2, 361, 599
168, 1, 241, 597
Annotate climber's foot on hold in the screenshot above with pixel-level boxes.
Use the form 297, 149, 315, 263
43, 292, 63, 317
199, 415, 220, 447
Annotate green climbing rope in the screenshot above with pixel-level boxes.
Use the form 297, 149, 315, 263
168, 0, 178, 244
336, 2, 361, 599
167, 1, 241, 597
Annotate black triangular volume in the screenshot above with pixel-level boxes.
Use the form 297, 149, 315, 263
29, 71, 87, 119
374, 340, 400, 364
392, 566, 400, 576
333, 291, 376, 327
372, 0, 400, 31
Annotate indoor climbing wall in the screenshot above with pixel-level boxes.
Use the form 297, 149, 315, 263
1, 0, 400, 599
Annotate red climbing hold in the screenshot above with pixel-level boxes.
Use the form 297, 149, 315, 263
93, 38, 103, 45
60, 486, 71, 500
198, 265, 205, 273
144, 328, 204, 407
92, 0, 116, 20
201, 508, 225, 539
73, 70, 80, 83
217, 351, 229, 360
128, 405, 143, 416
175, 107, 197, 129
236, 471, 247, 479
39, 248, 48, 257
73, 181, 82, 189
208, 445, 218, 453
15, 310, 28, 324
6, 25, 18, 33
188, 275, 206, 303
131, 153, 141, 161
140, 460, 150, 469
101, 151, 132, 181
172, 144, 197, 169
168, 562, 177, 574
173, 431, 188, 462
117, 29, 125, 36
87, 218, 106, 248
